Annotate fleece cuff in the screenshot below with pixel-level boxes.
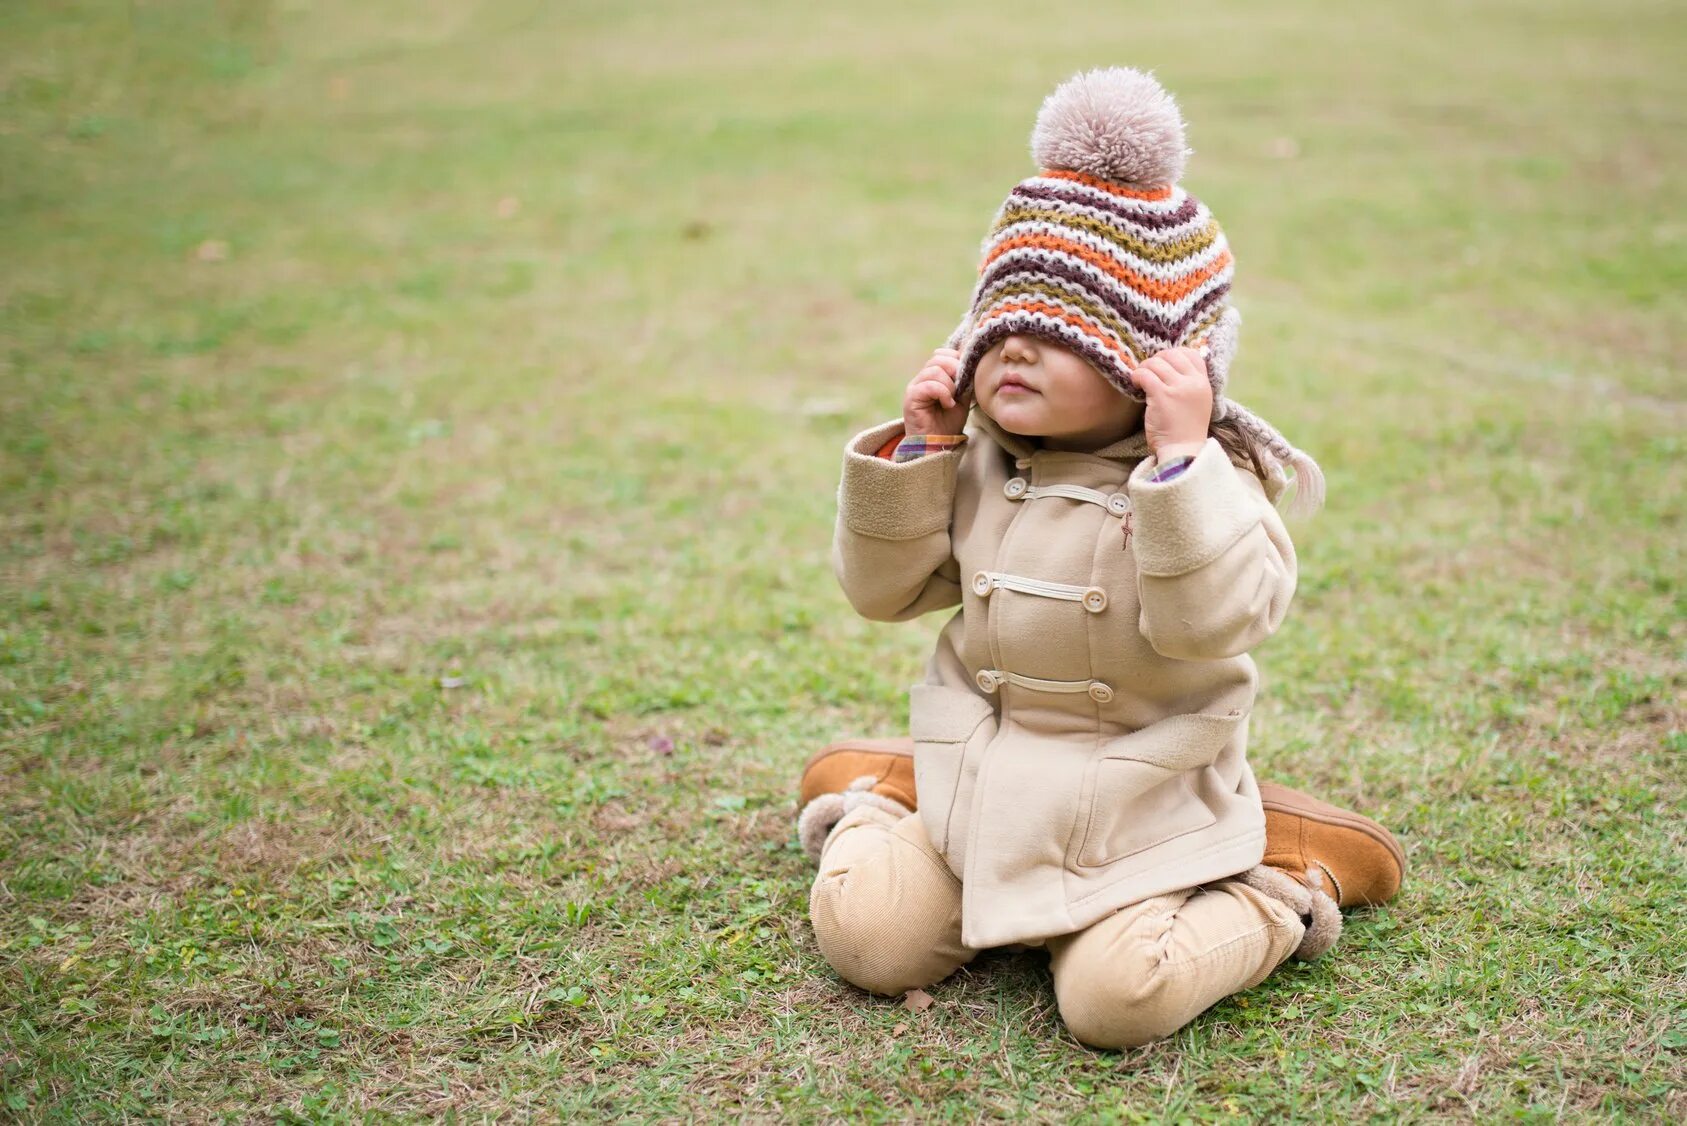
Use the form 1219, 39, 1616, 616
838, 419, 962, 541
1128, 437, 1260, 577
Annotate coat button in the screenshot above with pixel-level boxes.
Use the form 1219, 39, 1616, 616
1004, 477, 1028, 499
1088, 681, 1114, 703
1107, 493, 1130, 516
971, 571, 993, 596
975, 669, 1001, 693
1082, 587, 1108, 613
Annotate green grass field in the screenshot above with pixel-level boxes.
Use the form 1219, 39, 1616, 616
2, 0, 1683, 1119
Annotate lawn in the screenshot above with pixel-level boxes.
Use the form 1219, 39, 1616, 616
1, 0, 1682, 1119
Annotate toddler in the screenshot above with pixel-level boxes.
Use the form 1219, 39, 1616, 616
798, 67, 1405, 1050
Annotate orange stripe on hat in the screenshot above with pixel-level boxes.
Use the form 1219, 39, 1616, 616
981, 233, 1233, 304
1040, 168, 1175, 202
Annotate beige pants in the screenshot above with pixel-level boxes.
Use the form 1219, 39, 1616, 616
809, 805, 1307, 1050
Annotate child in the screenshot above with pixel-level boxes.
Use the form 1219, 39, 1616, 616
798, 67, 1406, 1050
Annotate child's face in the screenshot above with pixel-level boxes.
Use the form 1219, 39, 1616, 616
974, 334, 1145, 450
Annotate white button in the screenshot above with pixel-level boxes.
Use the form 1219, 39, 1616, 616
975, 669, 1000, 693
1083, 588, 1108, 613
1004, 477, 1028, 499
1088, 682, 1114, 703
971, 571, 993, 596
1107, 493, 1130, 516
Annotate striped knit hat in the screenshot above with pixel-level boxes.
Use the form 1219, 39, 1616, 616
945, 67, 1325, 517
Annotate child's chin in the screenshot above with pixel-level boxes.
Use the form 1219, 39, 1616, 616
984, 402, 1050, 433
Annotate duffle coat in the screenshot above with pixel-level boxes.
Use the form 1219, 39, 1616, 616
832, 409, 1298, 950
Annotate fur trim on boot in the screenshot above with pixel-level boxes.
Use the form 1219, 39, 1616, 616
1238, 862, 1342, 961
797, 775, 912, 862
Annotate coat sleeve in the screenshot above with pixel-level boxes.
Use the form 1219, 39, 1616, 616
831, 419, 964, 622
1127, 437, 1297, 661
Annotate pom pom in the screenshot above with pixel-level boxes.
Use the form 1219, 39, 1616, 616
1030, 67, 1190, 186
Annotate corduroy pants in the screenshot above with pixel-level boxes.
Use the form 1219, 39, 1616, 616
809, 804, 1306, 1050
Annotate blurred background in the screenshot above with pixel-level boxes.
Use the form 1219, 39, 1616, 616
2, 0, 1681, 1117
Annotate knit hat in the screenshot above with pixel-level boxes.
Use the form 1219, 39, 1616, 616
944, 67, 1325, 517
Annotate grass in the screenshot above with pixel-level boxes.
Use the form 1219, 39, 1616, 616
1, 0, 1682, 1119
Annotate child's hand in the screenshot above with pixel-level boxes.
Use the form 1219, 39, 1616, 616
1130, 346, 1212, 462
903, 347, 971, 436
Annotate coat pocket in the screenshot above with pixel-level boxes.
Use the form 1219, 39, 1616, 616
909, 682, 999, 867
1075, 709, 1248, 869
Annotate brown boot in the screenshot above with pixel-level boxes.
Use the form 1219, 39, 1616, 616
795, 737, 917, 862
1238, 782, 1407, 960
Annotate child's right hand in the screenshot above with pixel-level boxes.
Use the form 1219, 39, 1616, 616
903, 347, 971, 436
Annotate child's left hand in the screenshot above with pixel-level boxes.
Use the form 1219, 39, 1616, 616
1129, 346, 1213, 463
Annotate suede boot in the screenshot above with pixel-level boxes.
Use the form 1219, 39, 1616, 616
1236, 782, 1407, 960
795, 738, 916, 862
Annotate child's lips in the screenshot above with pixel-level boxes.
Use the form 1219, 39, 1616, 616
997, 374, 1037, 394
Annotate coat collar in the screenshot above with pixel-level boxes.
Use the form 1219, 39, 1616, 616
969, 406, 1154, 465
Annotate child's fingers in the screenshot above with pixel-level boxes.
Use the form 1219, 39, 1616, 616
1151, 355, 1194, 381
915, 378, 956, 409
1130, 362, 1169, 396
1144, 355, 1209, 394
1141, 356, 1182, 384
1160, 348, 1206, 381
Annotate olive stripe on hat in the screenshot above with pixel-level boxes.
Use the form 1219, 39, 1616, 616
990, 205, 1223, 266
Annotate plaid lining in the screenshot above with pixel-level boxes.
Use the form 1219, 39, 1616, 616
890, 434, 968, 463
1148, 455, 1195, 483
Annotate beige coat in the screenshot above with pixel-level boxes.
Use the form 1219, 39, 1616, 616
832, 410, 1298, 950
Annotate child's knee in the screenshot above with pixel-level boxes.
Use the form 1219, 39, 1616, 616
1054, 948, 1202, 1049
809, 873, 937, 995
808, 815, 968, 996
814, 803, 905, 869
